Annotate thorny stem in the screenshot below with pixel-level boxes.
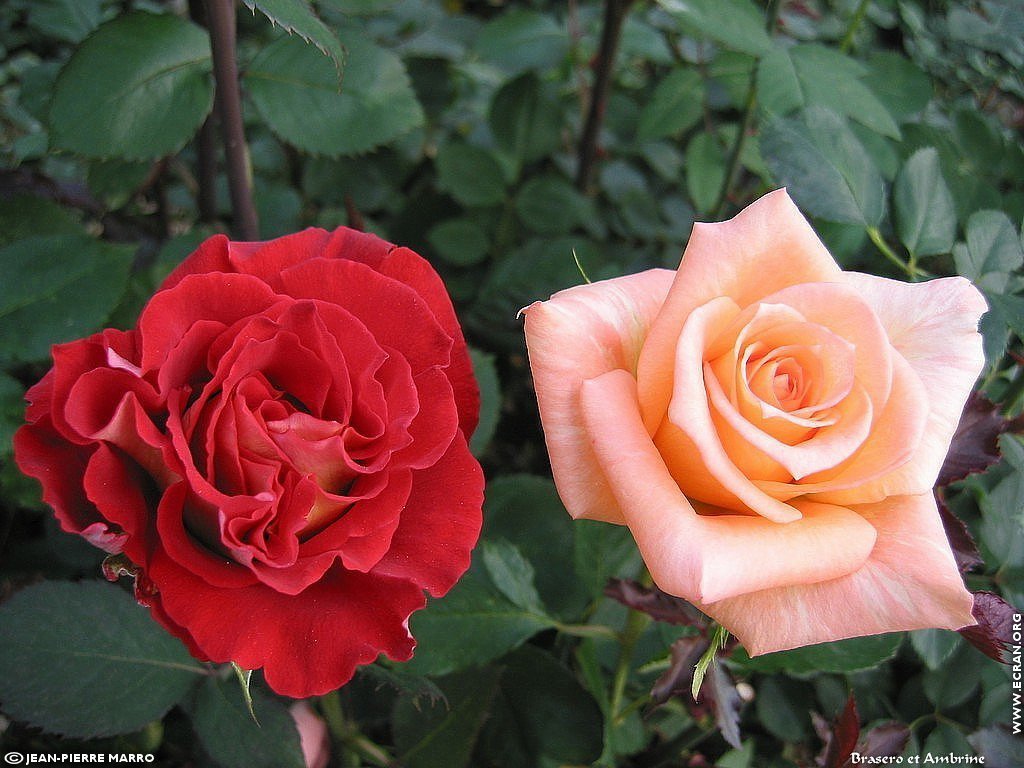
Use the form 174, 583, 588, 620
204, 0, 259, 240
576, 0, 636, 191
711, 0, 783, 219
839, 0, 872, 53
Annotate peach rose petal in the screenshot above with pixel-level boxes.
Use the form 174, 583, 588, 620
704, 492, 977, 655
665, 297, 802, 523
757, 352, 930, 502
707, 365, 874, 481
580, 369, 877, 604
637, 189, 844, 433
815, 274, 988, 504
750, 282, 895, 408
522, 269, 675, 523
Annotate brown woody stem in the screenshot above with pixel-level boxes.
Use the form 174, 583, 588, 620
576, 0, 635, 191
204, 0, 259, 240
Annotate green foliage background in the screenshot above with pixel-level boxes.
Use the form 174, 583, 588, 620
0, 0, 1022, 765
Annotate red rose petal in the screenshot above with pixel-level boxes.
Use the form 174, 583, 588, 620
83, 444, 155, 566
225, 229, 334, 292
391, 367, 458, 471
154, 481, 259, 589
149, 553, 423, 698
159, 234, 232, 291
279, 258, 453, 376
322, 226, 396, 268
138, 273, 280, 372
372, 434, 483, 597
14, 417, 96, 535
371, 247, 480, 437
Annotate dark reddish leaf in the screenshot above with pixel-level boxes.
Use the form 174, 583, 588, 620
650, 635, 709, 706
851, 722, 910, 765
605, 578, 705, 627
816, 696, 860, 768
649, 635, 743, 749
960, 591, 1021, 663
815, 695, 909, 768
938, 393, 1018, 486
936, 493, 984, 572
705, 663, 742, 750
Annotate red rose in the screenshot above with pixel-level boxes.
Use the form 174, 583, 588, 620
14, 227, 484, 697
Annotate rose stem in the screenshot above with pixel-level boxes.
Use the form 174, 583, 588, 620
188, 0, 219, 224
575, 0, 636, 192
319, 690, 396, 767
204, 0, 260, 240
839, 0, 872, 54
711, 0, 783, 220
866, 226, 919, 280
607, 567, 653, 731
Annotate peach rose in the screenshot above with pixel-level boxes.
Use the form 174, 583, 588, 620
522, 189, 986, 654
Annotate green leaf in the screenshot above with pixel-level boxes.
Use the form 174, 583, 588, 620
979, 437, 1024, 569
87, 159, 153, 210
50, 12, 213, 160
923, 723, 974, 759
484, 474, 590, 619
474, 9, 568, 74
482, 539, 547, 615
255, 183, 303, 238
515, 175, 597, 235
0, 235, 133, 364
922, 642, 981, 708
468, 238, 604, 349
427, 219, 490, 266
489, 73, 562, 169
392, 667, 501, 768
969, 725, 1024, 765
27, 0, 103, 44
469, 348, 500, 457
0, 581, 206, 739
909, 629, 963, 670
481, 646, 604, 764
953, 210, 1024, 293
759, 44, 900, 139
755, 677, 812, 742
573, 520, 638, 597
246, 31, 423, 157
686, 132, 726, 214
0, 372, 26, 457
893, 147, 957, 257
320, 0, 398, 13
760, 107, 884, 226
986, 291, 1024, 344
435, 142, 507, 207
734, 633, 902, 674
190, 676, 305, 768
404, 558, 555, 676
0, 195, 82, 247
636, 68, 703, 143
242, 0, 344, 81
357, 663, 446, 707
657, 0, 772, 56
862, 51, 932, 122
757, 46, 803, 115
